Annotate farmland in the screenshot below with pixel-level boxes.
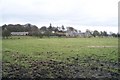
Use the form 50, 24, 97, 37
2, 36, 119, 78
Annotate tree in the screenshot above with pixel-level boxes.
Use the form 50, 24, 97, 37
47, 23, 54, 36
79, 30, 81, 33
61, 25, 65, 31
14, 24, 25, 32
54, 27, 59, 32
103, 31, 108, 36
2, 24, 7, 30
40, 26, 48, 36
86, 29, 92, 34
2, 28, 11, 39
24, 24, 39, 36
100, 31, 108, 37
24, 23, 31, 31
40, 26, 47, 31
85, 29, 92, 38
67, 27, 74, 31
100, 31, 104, 37
30, 27, 39, 36
92, 30, 100, 37
32, 32, 43, 38
48, 23, 52, 32
111, 33, 117, 37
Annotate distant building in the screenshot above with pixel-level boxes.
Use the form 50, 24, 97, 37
78, 32, 92, 38
78, 33, 85, 37
66, 27, 92, 38
11, 32, 29, 36
56, 31, 66, 36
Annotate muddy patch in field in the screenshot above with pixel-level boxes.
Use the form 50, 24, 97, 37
2, 59, 120, 79
2, 51, 120, 79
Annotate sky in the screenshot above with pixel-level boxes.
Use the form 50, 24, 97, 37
0, 0, 119, 33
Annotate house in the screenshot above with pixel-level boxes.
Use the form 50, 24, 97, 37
78, 32, 92, 38
66, 27, 92, 38
78, 33, 85, 37
55, 31, 66, 36
11, 32, 29, 36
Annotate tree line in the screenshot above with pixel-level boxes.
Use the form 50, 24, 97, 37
1, 23, 119, 38
1, 23, 66, 38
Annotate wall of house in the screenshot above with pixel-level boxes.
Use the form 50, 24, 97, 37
11, 32, 29, 36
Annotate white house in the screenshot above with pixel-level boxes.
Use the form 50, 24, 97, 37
11, 32, 29, 36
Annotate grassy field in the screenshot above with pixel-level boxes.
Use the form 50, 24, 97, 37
2, 36, 119, 78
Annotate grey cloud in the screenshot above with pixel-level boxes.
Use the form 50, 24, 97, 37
1, 0, 118, 28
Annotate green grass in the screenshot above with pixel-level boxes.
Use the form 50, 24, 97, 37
2, 36, 118, 61
2, 36, 119, 78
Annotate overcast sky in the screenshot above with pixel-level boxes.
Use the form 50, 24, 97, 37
0, 0, 119, 33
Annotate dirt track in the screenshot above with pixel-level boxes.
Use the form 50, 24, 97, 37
87, 46, 118, 48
